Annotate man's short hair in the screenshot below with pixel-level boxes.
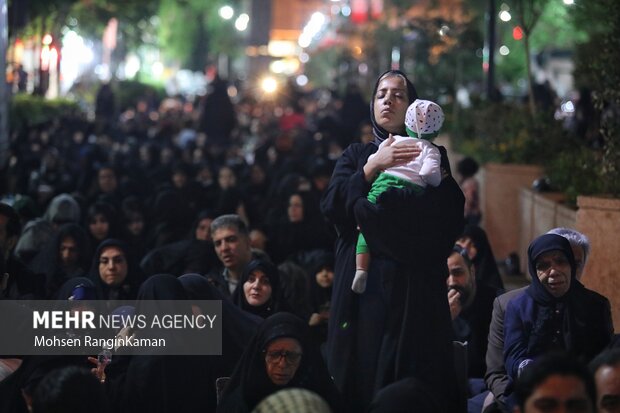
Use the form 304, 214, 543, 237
547, 227, 590, 265
0, 203, 21, 238
515, 352, 596, 412
210, 214, 249, 237
589, 348, 620, 374
451, 244, 473, 268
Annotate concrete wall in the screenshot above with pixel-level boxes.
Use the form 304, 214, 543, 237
481, 163, 543, 261
518, 188, 577, 277
576, 196, 620, 332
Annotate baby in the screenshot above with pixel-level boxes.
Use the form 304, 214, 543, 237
352, 99, 445, 293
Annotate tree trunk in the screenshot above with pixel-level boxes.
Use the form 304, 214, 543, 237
524, 33, 536, 117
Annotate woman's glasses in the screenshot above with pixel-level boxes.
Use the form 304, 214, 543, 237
264, 350, 303, 365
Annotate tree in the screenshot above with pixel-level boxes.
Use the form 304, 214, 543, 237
509, 0, 548, 116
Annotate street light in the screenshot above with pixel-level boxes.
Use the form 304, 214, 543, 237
261, 76, 277, 94
235, 13, 249, 31
219, 5, 234, 20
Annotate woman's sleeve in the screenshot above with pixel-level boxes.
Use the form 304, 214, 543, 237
352, 172, 464, 265
320, 144, 371, 233
503, 299, 531, 379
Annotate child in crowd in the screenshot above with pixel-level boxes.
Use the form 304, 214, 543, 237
352, 99, 444, 293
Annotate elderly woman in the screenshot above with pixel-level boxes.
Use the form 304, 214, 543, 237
217, 312, 342, 413
233, 258, 290, 319
504, 233, 613, 381
320, 70, 464, 411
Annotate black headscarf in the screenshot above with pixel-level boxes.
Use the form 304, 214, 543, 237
136, 273, 188, 301
179, 273, 261, 376
367, 377, 442, 413
526, 233, 576, 305
55, 277, 99, 300
460, 224, 504, 292
30, 223, 92, 299
369, 69, 418, 145
87, 238, 143, 300
217, 312, 341, 413
306, 251, 334, 314
233, 259, 288, 319
122, 274, 213, 413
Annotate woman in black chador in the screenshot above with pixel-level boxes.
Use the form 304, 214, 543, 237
320, 70, 465, 412
217, 312, 342, 413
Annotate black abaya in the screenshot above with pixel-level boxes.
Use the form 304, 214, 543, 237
320, 69, 465, 412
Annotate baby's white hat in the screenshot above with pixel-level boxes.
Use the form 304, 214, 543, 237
405, 99, 445, 137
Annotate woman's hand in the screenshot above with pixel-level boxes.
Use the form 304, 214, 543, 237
364, 134, 421, 182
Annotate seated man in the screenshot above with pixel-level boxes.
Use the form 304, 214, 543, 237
206, 214, 255, 297
589, 348, 620, 413
514, 353, 596, 413
447, 245, 496, 379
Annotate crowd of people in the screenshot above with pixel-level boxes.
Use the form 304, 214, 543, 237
0, 69, 618, 413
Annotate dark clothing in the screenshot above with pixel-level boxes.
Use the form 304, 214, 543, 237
119, 275, 214, 413
217, 312, 342, 413
198, 78, 237, 142
30, 223, 92, 299
484, 287, 526, 410
55, 277, 99, 300
461, 224, 504, 292
140, 239, 217, 277
320, 140, 465, 411
504, 234, 613, 379
452, 281, 497, 378
367, 377, 443, 413
504, 284, 613, 377
178, 273, 261, 379
267, 218, 333, 265
3, 254, 44, 299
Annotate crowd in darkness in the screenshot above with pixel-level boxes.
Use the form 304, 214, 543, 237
0, 77, 370, 412
1, 72, 618, 413
2, 77, 373, 285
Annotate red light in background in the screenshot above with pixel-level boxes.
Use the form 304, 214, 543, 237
512, 26, 523, 40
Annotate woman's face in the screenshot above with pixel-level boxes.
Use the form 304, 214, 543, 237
456, 236, 478, 261
249, 229, 268, 251
218, 167, 236, 189
195, 218, 212, 241
172, 171, 188, 189
127, 213, 144, 236
59, 236, 79, 269
535, 250, 572, 298
97, 168, 117, 193
89, 214, 110, 241
250, 164, 266, 185
264, 337, 303, 386
315, 267, 334, 289
98, 246, 128, 286
373, 74, 409, 134
243, 269, 272, 307
287, 194, 304, 223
